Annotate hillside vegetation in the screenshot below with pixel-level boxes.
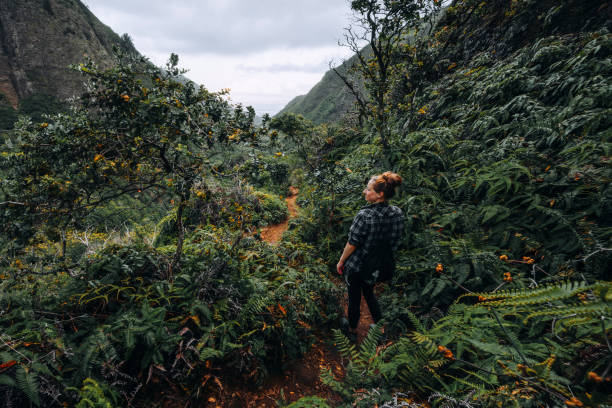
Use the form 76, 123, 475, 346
0, 0, 611, 407
277, 53, 360, 124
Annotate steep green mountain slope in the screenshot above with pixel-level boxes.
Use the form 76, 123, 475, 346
284, 0, 611, 405
280, 0, 612, 126
0, 0, 137, 111
277, 54, 359, 124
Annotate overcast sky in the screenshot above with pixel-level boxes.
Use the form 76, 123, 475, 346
82, 0, 356, 116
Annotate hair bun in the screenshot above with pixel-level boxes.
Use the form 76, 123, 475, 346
372, 172, 402, 199
382, 171, 402, 188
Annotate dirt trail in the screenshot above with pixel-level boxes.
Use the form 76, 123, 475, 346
159, 189, 388, 407
260, 187, 374, 340
259, 186, 299, 244
218, 187, 375, 407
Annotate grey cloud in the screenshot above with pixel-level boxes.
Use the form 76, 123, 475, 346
236, 61, 328, 73
84, 0, 351, 55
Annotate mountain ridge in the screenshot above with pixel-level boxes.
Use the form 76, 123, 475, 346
0, 0, 136, 109
276, 52, 359, 124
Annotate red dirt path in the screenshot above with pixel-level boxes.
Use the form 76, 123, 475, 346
259, 187, 375, 341
259, 186, 299, 244
173, 188, 377, 407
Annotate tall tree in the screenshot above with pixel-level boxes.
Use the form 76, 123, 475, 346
333, 0, 440, 156
0, 52, 253, 273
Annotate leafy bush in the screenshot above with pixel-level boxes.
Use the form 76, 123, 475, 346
18, 94, 66, 123
237, 153, 291, 194
0, 93, 17, 130
0, 211, 340, 406
153, 181, 288, 246
251, 190, 289, 226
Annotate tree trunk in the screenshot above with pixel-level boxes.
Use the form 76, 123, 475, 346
171, 194, 187, 277
61, 231, 67, 260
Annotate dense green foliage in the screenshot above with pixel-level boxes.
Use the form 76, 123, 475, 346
0, 94, 17, 131
0, 51, 336, 406
0, 0, 611, 407
18, 94, 67, 123
281, 0, 611, 406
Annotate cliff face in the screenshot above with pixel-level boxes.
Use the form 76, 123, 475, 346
0, 0, 128, 108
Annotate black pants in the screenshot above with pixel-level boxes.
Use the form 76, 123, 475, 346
347, 273, 382, 329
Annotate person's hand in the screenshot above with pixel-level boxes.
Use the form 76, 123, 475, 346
336, 261, 344, 275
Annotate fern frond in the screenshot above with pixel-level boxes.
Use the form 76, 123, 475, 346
457, 366, 499, 385
409, 331, 438, 354
332, 329, 358, 361
405, 310, 425, 332
428, 358, 448, 368
524, 302, 611, 323
199, 347, 224, 361
462, 281, 608, 308
16, 365, 40, 407
534, 355, 556, 380
443, 373, 489, 391
355, 324, 383, 366
242, 295, 269, 318
554, 316, 592, 330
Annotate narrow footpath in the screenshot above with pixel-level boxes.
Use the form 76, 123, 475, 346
259, 187, 375, 341
259, 186, 299, 244
214, 187, 375, 407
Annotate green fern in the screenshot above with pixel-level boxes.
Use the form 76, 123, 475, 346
15, 365, 40, 407
199, 347, 224, 361
331, 328, 359, 362
283, 396, 332, 408
525, 302, 611, 323
326, 325, 389, 399
74, 378, 113, 408
460, 281, 600, 307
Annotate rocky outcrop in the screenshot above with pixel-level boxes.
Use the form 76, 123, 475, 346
0, 0, 128, 108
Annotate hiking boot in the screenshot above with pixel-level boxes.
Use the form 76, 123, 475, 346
341, 318, 357, 342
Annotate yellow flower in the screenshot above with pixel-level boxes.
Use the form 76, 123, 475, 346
499, 254, 508, 261
94, 154, 104, 162
435, 263, 443, 273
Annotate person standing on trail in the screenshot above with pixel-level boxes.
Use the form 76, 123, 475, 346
336, 172, 404, 339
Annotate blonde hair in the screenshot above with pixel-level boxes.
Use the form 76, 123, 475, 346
371, 171, 402, 199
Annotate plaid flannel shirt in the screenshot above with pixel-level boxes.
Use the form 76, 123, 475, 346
344, 202, 404, 280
